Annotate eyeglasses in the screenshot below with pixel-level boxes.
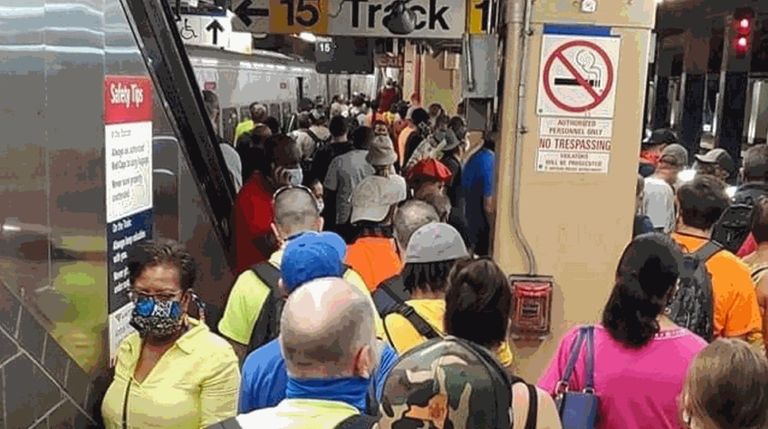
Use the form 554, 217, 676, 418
128, 287, 183, 303
273, 184, 321, 212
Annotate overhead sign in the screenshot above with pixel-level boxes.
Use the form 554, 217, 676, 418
466, 0, 490, 34
266, 0, 464, 38
536, 25, 620, 118
375, 54, 404, 68
536, 117, 612, 174
177, 13, 232, 49
232, 0, 270, 33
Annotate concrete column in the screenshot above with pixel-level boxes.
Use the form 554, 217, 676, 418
679, 26, 711, 157
494, 0, 656, 380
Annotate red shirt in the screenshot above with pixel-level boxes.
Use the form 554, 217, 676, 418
233, 172, 275, 273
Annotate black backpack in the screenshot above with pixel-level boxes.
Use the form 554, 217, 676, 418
508, 375, 539, 429
246, 262, 284, 354
371, 275, 409, 316
711, 204, 753, 254
667, 240, 721, 342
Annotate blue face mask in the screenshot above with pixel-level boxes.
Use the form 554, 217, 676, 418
130, 296, 184, 338
285, 168, 304, 186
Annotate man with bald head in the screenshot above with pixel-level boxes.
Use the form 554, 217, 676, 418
233, 134, 303, 274
371, 199, 439, 315
222, 185, 370, 361
231, 278, 380, 429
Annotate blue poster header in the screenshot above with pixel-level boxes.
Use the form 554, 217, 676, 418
543, 24, 613, 37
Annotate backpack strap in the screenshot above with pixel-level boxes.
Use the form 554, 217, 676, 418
393, 303, 441, 339
305, 129, 323, 145
508, 376, 538, 429
377, 275, 408, 303
694, 240, 723, 263
205, 417, 243, 429
333, 415, 378, 429
246, 262, 283, 352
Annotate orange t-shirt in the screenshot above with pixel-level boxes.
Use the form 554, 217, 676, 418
397, 127, 414, 166
346, 236, 402, 292
672, 233, 762, 338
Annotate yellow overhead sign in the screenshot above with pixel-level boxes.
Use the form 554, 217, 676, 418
269, 0, 329, 35
466, 0, 489, 34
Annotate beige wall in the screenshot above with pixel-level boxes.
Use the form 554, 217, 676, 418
421, 53, 463, 116
494, 0, 657, 379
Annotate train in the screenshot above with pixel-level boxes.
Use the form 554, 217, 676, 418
185, 45, 379, 142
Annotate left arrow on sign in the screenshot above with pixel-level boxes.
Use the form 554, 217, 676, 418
206, 19, 225, 45
234, 0, 269, 27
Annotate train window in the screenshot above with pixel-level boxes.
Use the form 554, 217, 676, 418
222, 108, 238, 143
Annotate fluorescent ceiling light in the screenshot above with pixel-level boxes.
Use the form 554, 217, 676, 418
298, 32, 316, 43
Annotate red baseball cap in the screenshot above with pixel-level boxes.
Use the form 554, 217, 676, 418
407, 159, 452, 183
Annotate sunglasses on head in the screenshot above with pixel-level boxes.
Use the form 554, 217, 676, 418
272, 184, 321, 212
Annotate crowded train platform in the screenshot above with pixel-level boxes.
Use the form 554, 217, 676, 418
2, 0, 768, 428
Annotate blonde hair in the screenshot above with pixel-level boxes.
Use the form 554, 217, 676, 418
683, 339, 768, 429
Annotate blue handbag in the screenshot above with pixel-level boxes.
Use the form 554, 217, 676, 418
555, 325, 599, 429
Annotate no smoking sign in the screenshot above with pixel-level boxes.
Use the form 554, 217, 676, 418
537, 33, 621, 118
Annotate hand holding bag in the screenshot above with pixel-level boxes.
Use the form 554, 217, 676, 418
555, 325, 598, 429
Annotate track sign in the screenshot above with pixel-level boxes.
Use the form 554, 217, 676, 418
467, 0, 490, 34
328, 0, 465, 38
270, 0, 329, 35
232, 0, 270, 33
537, 25, 620, 118
178, 14, 231, 49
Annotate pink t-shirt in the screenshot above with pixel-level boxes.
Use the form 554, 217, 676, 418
538, 325, 706, 429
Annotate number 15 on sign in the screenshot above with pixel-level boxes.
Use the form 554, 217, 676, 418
270, 0, 328, 34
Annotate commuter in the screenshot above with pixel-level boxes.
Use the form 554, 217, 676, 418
634, 174, 655, 238
681, 339, 768, 429
235, 102, 268, 143
330, 94, 348, 118
406, 158, 452, 200
237, 123, 272, 180
441, 116, 467, 210
378, 78, 399, 113
733, 145, 768, 257
238, 232, 398, 414
739, 196, 768, 354
290, 112, 314, 161
461, 137, 496, 256
402, 108, 431, 168
202, 90, 242, 192
639, 128, 676, 178
417, 191, 471, 248
672, 175, 762, 339
382, 223, 470, 354
372, 119, 390, 138
308, 109, 331, 144
444, 258, 561, 429
657, 143, 689, 189
232, 135, 302, 274
232, 278, 380, 428
694, 148, 736, 183
264, 116, 281, 135
308, 178, 324, 213
101, 240, 239, 429
403, 115, 454, 173
221, 186, 371, 360
391, 100, 410, 143
346, 175, 407, 291
309, 115, 351, 188
643, 169, 676, 233
371, 200, 439, 315
427, 102, 445, 126
324, 126, 375, 241
366, 134, 398, 178
377, 337, 513, 429
539, 233, 707, 429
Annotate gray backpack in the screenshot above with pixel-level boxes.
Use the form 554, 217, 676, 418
666, 241, 720, 342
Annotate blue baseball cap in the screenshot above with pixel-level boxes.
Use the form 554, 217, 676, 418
281, 231, 347, 294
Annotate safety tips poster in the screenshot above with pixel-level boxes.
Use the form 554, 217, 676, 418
104, 75, 154, 362
535, 26, 620, 175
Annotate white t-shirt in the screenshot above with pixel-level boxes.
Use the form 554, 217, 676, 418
643, 176, 676, 233
324, 150, 374, 224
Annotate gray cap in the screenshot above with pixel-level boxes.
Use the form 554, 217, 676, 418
351, 175, 407, 223
366, 135, 397, 166
660, 143, 689, 167
405, 222, 469, 264
694, 148, 736, 175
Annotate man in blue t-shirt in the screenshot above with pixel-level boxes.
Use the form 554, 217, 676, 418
461, 137, 496, 256
239, 231, 398, 414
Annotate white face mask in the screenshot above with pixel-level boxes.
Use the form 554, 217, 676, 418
284, 168, 304, 186
317, 200, 325, 213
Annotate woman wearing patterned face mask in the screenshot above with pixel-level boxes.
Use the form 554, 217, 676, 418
101, 240, 240, 429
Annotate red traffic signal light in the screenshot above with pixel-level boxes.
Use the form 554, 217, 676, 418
733, 8, 753, 56
737, 36, 748, 48
739, 18, 750, 30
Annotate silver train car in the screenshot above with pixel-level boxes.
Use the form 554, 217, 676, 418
186, 45, 378, 141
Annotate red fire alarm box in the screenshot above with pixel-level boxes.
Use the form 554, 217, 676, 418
509, 275, 554, 340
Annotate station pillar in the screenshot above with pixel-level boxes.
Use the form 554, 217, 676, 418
494, 0, 656, 379
679, 26, 711, 157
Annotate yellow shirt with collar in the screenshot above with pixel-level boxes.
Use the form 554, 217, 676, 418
236, 398, 358, 429
218, 249, 384, 346
234, 119, 254, 145
101, 318, 240, 429
383, 299, 514, 367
